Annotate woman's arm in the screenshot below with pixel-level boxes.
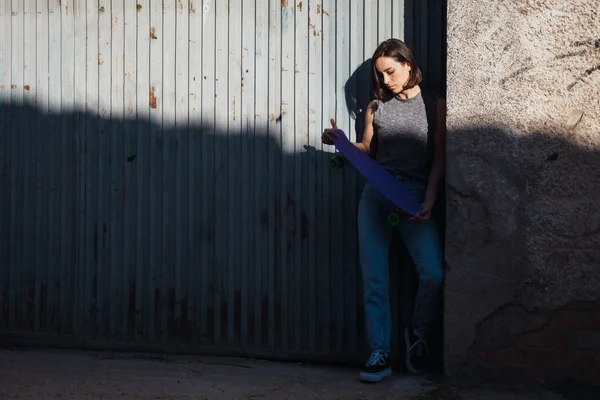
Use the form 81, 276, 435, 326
422, 97, 447, 212
353, 100, 377, 153
323, 100, 377, 153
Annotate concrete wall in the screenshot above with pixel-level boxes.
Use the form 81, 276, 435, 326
445, 0, 600, 387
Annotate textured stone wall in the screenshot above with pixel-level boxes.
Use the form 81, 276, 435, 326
445, 0, 600, 386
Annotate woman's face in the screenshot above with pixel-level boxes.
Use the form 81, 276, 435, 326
374, 56, 411, 95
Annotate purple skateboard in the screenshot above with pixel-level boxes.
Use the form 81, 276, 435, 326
329, 129, 422, 221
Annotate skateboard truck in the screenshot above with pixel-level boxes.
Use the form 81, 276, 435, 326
328, 155, 348, 172
387, 207, 410, 226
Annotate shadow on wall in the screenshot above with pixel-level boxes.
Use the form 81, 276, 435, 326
445, 122, 600, 391
0, 100, 371, 363
0, 94, 442, 371
343, 58, 374, 143
0, 55, 449, 371
5, 94, 596, 385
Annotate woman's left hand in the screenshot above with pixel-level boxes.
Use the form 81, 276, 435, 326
411, 199, 435, 221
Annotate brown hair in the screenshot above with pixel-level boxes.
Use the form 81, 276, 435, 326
371, 39, 422, 101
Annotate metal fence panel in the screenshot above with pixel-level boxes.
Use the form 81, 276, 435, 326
0, 0, 446, 362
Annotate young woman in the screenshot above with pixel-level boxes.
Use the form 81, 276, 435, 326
322, 38, 446, 383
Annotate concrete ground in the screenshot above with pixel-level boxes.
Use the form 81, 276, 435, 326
0, 348, 566, 399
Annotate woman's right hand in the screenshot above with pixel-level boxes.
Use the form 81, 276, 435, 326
321, 118, 339, 145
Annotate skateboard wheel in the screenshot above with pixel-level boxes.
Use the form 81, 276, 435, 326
328, 155, 346, 171
387, 211, 402, 226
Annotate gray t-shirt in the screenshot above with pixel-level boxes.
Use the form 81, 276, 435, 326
373, 90, 436, 181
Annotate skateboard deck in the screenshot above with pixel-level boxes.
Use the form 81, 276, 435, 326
329, 129, 422, 221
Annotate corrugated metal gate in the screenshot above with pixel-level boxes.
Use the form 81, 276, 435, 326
0, 0, 445, 362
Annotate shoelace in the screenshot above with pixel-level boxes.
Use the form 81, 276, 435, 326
366, 351, 388, 367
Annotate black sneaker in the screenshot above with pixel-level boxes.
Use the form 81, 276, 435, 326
404, 327, 430, 374
359, 351, 392, 383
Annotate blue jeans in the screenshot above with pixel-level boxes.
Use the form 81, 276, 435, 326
357, 177, 444, 353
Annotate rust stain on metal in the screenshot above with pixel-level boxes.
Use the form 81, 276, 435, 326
322, 7, 329, 16
24, 85, 30, 91
150, 27, 157, 39
178, 0, 183, 10
297, 2, 302, 12
98, 55, 104, 65
309, 17, 317, 36
317, 4, 321, 13
99, 6, 105, 12
137, 4, 142, 11
149, 87, 157, 109
189, 2, 196, 13
232, 97, 236, 120
281, 0, 288, 7
0, 85, 4, 89
11, 85, 17, 89
112, 15, 118, 28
